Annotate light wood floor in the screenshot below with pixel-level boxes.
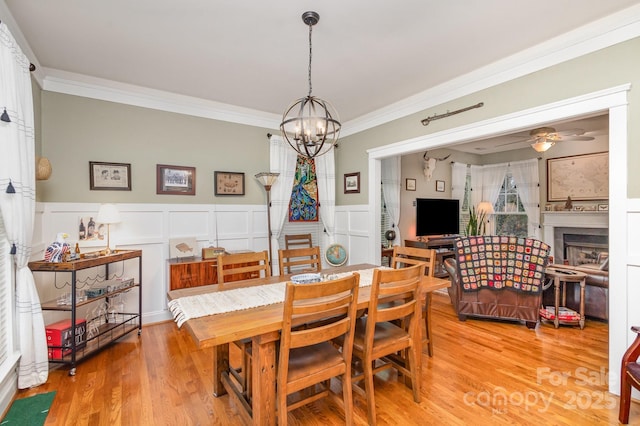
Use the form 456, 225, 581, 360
14, 292, 640, 425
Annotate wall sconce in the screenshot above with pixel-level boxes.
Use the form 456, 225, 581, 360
255, 172, 279, 266
96, 203, 121, 254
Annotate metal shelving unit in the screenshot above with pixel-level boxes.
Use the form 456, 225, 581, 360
29, 249, 142, 375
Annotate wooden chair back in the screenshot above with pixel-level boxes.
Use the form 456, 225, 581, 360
278, 246, 322, 275
277, 273, 360, 424
284, 233, 313, 250
391, 245, 437, 356
350, 264, 423, 425
391, 245, 436, 277
216, 250, 271, 287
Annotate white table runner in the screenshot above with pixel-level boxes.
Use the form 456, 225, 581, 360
168, 268, 379, 327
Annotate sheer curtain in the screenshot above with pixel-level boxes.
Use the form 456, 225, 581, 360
381, 157, 401, 246
0, 23, 48, 388
450, 162, 468, 206
268, 135, 297, 275
510, 159, 541, 239
468, 165, 484, 212
315, 149, 336, 249
481, 163, 509, 205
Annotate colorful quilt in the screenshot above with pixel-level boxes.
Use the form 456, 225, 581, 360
455, 236, 550, 294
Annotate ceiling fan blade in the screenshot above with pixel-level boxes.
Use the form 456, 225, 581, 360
560, 135, 594, 141
555, 128, 587, 136
495, 138, 529, 147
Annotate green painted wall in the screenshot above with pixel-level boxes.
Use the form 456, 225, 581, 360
37, 92, 273, 204
34, 37, 640, 205
336, 36, 640, 205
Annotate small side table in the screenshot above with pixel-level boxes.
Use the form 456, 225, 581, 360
544, 267, 587, 329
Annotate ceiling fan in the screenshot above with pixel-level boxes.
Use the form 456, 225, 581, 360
498, 126, 595, 152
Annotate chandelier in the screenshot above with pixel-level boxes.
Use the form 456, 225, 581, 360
280, 11, 341, 159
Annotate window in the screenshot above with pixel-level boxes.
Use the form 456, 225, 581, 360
493, 172, 528, 237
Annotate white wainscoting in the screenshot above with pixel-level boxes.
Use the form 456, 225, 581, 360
32, 202, 373, 325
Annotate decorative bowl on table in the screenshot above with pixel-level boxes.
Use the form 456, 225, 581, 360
290, 273, 322, 284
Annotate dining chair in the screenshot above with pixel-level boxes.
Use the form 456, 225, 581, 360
278, 246, 322, 275
277, 273, 360, 426
348, 264, 423, 426
619, 325, 640, 424
217, 250, 271, 287
216, 250, 271, 400
391, 245, 437, 356
284, 233, 313, 250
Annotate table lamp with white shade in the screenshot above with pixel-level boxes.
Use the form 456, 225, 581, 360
96, 203, 121, 254
476, 201, 494, 235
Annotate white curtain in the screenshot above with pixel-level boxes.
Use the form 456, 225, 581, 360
450, 162, 468, 206
268, 135, 297, 275
315, 148, 336, 249
468, 165, 484, 212
481, 163, 509, 206
381, 157, 401, 246
510, 159, 541, 239
0, 23, 48, 388
480, 163, 508, 235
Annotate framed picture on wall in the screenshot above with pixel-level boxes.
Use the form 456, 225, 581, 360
406, 178, 416, 191
436, 180, 445, 192
547, 152, 608, 201
156, 164, 196, 195
89, 161, 131, 191
344, 172, 360, 194
214, 171, 245, 196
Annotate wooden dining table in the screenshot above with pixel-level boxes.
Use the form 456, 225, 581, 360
167, 263, 450, 425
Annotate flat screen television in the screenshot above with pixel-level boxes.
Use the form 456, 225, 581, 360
415, 198, 460, 237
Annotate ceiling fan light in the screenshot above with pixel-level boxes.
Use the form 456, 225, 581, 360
531, 140, 555, 152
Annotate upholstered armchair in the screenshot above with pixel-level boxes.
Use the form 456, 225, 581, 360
444, 236, 551, 329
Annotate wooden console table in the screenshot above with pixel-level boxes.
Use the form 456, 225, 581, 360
168, 254, 260, 290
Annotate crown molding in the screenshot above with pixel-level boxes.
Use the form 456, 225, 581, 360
341, 3, 640, 137
4, 1, 640, 135
41, 69, 282, 129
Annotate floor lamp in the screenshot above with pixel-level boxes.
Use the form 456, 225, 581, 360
255, 172, 280, 267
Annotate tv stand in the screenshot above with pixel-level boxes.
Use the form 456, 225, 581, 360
405, 238, 457, 278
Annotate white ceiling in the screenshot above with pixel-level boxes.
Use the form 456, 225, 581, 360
1, 0, 637, 144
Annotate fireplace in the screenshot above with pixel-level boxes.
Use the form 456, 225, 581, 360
555, 227, 608, 265
541, 211, 609, 264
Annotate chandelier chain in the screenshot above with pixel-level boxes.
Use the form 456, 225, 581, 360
308, 22, 313, 98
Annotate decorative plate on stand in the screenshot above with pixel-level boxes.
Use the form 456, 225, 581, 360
325, 244, 348, 267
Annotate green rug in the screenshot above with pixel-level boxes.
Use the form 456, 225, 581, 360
1, 391, 56, 426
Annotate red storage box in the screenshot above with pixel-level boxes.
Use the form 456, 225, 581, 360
46, 318, 86, 359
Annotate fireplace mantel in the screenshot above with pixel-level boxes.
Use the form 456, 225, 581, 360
542, 211, 608, 258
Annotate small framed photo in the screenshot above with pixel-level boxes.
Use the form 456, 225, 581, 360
89, 161, 131, 191
406, 178, 416, 191
157, 164, 195, 195
344, 172, 360, 194
435, 180, 445, 192
214, 171, 245, 196
544, 204, 553, 211
597, 203, 609, 211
